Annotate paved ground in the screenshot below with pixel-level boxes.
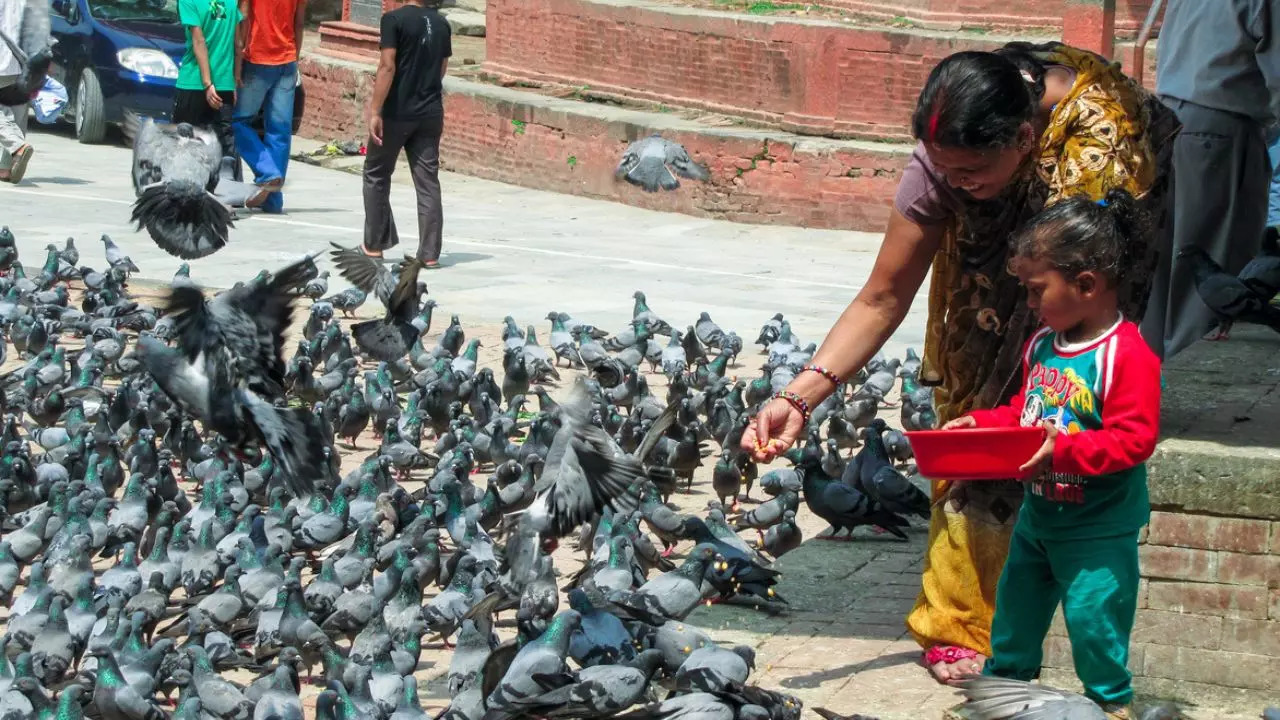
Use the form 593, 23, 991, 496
5, 126, 1269, 720
0, 124, 964, 717
5, 124, 923, 361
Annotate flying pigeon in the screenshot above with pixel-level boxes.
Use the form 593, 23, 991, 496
126, 111, 230, 259
616, 135, 710, 193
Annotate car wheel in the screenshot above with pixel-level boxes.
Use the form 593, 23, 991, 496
75, 70, 107, 145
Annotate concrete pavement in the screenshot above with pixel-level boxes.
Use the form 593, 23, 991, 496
3, 124, 927, 361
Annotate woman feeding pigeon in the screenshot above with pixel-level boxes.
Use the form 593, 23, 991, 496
742, 42, 1176, 686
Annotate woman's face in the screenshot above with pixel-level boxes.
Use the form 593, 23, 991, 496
925, 125, 1033, 200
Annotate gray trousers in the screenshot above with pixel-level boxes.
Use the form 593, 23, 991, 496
0, 74, 28, 170
1141, 98, 1270, 360
362, 112, 444, 262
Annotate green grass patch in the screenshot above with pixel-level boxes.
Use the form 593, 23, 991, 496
715, 0, 807, 14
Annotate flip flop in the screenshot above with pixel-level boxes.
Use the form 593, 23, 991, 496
423, 261, 442, 270
6, 145, 32, 184
359, 244, 384, 259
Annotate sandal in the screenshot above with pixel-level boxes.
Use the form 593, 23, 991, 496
423, 260, 442, 269
359, 244, 384, 259
4, 144, 32, 184
924, 645, 984, 685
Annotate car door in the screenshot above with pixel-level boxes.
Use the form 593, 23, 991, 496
48, 0, 92, 90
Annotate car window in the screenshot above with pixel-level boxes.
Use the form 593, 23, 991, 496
88, 0, 180, 22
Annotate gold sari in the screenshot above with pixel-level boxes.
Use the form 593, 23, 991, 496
905, 43, 1179, 655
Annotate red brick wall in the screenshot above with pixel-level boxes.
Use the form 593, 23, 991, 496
1044, 512, 1280, 704
298, 56, 906, 231
486, 0, 1010, 142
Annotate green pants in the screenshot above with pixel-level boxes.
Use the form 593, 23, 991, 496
983, 527, 1141, 704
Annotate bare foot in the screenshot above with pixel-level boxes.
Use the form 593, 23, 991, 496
924, 648, 986, 685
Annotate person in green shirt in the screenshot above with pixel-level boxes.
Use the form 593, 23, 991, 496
945, 190, 1162, 720
173, 0, 243, 166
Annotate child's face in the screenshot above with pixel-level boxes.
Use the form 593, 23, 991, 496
1013, 257, 1094, 333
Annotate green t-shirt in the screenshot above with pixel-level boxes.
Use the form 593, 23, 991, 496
176, 0, 241, 92
1013, 322, 1153, 541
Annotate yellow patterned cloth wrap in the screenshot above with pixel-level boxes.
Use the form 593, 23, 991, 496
906, 42, 1178, 657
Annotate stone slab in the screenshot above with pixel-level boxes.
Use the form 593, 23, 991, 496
441, 8, 486, 36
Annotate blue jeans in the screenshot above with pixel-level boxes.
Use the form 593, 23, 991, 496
232, 61, 296, 213
1267, 125, 1280, 227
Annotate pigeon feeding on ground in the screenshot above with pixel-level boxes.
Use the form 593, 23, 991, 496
616, 135, 711, 192
126, 111, 231, 260
0, 230, 957, 720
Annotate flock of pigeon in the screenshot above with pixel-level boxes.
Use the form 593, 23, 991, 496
0, 224, 1169, 720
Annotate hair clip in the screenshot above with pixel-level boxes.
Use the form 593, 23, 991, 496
1096, 198, 1110, 207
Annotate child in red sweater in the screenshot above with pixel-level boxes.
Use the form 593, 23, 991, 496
944, 189, 1161, 720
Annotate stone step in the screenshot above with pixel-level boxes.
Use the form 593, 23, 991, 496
482, 0, 1159, 145
440, 7, 486, 37
298, 51, 913, 232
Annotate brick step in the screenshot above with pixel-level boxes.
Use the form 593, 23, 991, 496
484, 0, 1160, 145
298, 53, 914, 231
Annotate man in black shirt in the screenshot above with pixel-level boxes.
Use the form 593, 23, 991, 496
362, 0, 452, 267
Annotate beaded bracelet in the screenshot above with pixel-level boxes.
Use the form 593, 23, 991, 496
772, 391, 811, 422
800, 364, 841, 386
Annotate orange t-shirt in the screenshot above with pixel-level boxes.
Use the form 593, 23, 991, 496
245, 0, 301, 65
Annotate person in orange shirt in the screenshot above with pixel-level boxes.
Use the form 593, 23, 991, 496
232, 0, 306, 214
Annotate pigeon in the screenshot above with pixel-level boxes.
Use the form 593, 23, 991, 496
951, 674, 1107, 719
694, 312, 725, 349
1239, 226, 1280, 300
126, 111, 231, 259
0, 0, 52, 107
483, 609, 582, 720
1178, 245, 1280, 340
674, 644, 754, 693
616, 135, 710, 192
328, 248, 425, 362
135, 256, 331, 497
758, 509, 801, 559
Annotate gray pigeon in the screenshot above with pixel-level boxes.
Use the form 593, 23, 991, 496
674, 644, 755, 693
616, 135, 710, 192
126, 111, 230, 259
952, 675, 1107, 719
519, 649, 665, 719
484, 609, 583, 720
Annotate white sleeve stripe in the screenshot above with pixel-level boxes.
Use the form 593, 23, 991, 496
1102, 336, 1118, 401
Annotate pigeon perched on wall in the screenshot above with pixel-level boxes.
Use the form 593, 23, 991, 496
1178, 246, 1280, 340
616, 135, 710, 193
1239, 227, 1280, 301
0, 0, 53, 107
126, 111, 230, 260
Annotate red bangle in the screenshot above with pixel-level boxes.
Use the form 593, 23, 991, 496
773, 391, 811, 422
800, 364, 841, 386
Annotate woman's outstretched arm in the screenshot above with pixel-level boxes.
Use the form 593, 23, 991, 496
743, 208, 943, 460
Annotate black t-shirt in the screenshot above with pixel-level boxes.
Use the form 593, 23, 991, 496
379, 5, 452, 120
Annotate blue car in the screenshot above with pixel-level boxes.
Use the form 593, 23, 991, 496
48, 0, 304, 144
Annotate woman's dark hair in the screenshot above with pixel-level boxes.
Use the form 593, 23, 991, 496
911, 49, 1044, 149
1010, 188, 1144, 286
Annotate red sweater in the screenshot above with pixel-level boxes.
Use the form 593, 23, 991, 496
966, 318, 1161, 477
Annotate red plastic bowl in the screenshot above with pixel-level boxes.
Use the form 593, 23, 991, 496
905, 427, 1047, 481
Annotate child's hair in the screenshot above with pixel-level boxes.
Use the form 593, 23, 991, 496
1010, 188, 1143, 286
